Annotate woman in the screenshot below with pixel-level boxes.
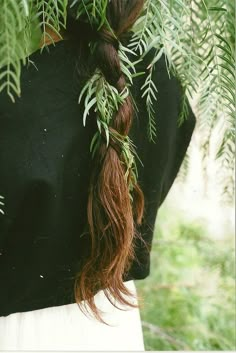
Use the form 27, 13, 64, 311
0, 0, 196, 350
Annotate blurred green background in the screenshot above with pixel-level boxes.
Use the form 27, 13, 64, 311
135, 189, 235, 351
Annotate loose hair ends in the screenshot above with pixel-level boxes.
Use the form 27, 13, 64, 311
74, 0, 145, 322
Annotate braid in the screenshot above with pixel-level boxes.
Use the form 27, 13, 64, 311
74, 0, 145, 322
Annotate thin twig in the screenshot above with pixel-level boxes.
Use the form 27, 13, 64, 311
142, 321, 190, 350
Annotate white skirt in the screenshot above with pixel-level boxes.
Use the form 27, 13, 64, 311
0, 280, 144, 351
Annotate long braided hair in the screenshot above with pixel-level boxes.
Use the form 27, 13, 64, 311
66, 0, 145, 321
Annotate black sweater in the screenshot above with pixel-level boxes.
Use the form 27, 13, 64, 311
0, 40, 196, 316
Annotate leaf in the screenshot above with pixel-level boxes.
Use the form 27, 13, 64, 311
83, 96, 97, 126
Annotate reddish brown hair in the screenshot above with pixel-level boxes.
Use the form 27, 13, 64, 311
71, 0, 145, 322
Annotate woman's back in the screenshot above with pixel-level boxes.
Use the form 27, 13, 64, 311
0, 38, 195, 317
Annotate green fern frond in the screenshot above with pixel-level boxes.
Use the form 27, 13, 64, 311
70, 0, 109, 29
0, 0, 28, 100
140, 48, 163, 142
130, 0, 161, 55
36, 0, 68, 48
130, 0, 235, 201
